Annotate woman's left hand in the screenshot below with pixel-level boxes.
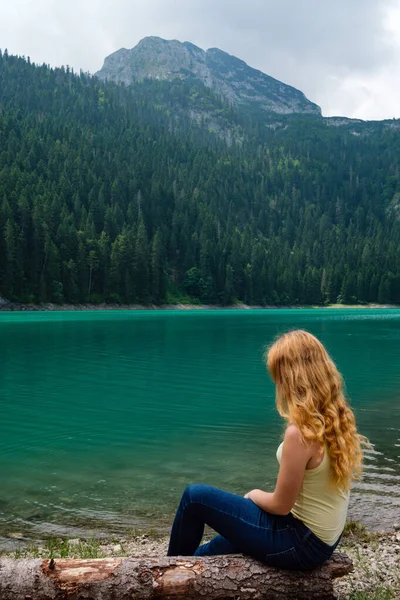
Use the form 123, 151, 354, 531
242, 426, 310, 515
244, 490, 257, 500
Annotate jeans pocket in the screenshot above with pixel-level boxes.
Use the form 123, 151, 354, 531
264, 546, 302, 570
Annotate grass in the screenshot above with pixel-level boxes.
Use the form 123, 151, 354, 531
1, 528, 165, 560
46, 538, 103, 559
343, 519, 373, 543
339, 520, 398, 600
4, 538, 105, 560
348, 587, 394, 600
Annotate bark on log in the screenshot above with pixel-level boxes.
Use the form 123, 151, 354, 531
0, 552, 353, 600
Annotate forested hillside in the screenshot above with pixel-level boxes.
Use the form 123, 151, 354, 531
0, 50, 399, 306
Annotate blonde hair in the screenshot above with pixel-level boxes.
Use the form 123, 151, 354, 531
267, 329, 367, 491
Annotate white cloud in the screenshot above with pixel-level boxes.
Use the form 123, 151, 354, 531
319, 3, 400, 119
0, 0, 400, 119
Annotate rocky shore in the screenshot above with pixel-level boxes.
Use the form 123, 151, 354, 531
3, 525, 399, 599
334, 529, 400, 599
1, 300, 399, 311
1, 292, 399, 312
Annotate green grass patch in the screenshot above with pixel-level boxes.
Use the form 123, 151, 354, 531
348, 587, 394, 600
343, 520, 372, 543
45, 538, 103, 559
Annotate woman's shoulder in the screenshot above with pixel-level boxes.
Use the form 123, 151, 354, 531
282, 424, 309, 454
283, 423, 324, 460
284, 423, 302, 441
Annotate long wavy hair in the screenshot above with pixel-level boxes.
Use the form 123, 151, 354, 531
267, 329, 367, 491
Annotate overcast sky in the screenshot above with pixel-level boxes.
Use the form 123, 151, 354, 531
1, 0, 400, 120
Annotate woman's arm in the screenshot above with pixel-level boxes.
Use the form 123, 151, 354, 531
245, 424, 311, 515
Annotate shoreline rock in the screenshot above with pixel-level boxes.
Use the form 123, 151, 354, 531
1, 301, 399, 312
334, 530, 400, 599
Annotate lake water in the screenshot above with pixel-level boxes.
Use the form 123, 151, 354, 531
1, 309, 399, 549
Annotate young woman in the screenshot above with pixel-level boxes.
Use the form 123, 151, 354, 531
167, 330, 366, 569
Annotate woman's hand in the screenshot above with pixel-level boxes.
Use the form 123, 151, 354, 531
244, 489, 261, 501
243, 425, 311, 515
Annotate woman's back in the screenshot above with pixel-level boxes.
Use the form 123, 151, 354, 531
277, 441, 349, 544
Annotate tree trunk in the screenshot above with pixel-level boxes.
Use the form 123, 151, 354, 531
0, 552, 352, 600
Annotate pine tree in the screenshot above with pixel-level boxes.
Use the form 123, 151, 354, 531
134, 214, 150, 303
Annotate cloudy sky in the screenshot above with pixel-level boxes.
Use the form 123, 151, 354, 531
1, 0, 400, 120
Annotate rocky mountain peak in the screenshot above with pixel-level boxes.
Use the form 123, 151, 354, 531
95, 37, 321, 117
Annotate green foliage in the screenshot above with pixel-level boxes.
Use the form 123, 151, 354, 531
165, 282, 200, 306
0, 51, 399, 306
183, 267, 204, 299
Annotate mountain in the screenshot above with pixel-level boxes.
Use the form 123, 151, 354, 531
0, 51, 399, 307
95, 36, 321, 117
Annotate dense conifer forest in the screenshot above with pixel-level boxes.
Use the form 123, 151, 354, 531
0, 51, 399, 306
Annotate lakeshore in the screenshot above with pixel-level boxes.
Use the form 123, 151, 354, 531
0, 301, 399, 311
2, 525, 399, 600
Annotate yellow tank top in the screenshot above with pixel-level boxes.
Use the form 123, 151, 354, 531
276, 442, 349, 545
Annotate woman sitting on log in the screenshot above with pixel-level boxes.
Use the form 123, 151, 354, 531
168, 329, 367, 569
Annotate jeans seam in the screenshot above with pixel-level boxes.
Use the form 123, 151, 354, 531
184, 500, 291, 532
265, 546, 296, 558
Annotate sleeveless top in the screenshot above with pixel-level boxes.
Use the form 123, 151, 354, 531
276, 442, 349, 545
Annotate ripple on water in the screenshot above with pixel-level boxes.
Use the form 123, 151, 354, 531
1, 309, 400, 545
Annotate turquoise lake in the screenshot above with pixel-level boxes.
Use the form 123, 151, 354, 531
1, 309, 399, 549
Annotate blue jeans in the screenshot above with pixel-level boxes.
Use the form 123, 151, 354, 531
167, 484, 341, 570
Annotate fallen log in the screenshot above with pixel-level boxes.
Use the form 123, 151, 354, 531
0, 552, 353, 600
